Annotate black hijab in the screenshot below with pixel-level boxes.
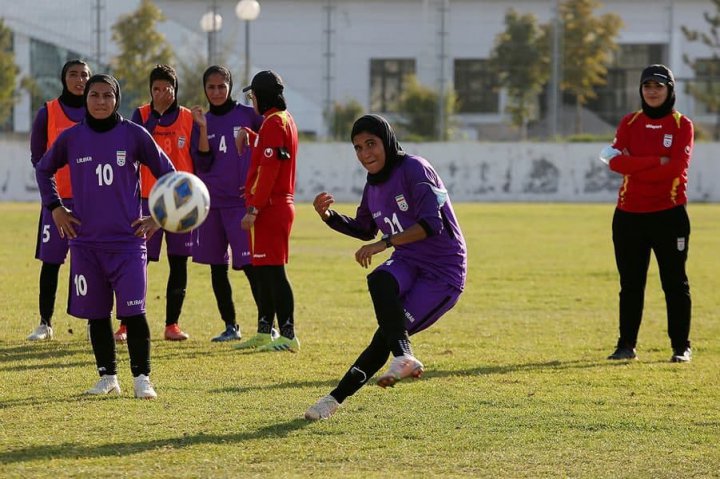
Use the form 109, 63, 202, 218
351, 114, 405, 185
83, 74, 121, 132
203, 65, 236, 116
242, 70, 287, 115
639, 64, 676, 119
59, 60, 90, 109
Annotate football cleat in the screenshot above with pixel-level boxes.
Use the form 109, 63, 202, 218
114, 324, 127, 343
257, 335, 300, 353
234, 332, 275, 350
376, 354, 424, 388
211, 324, 242, 342
607, 340, 637, 360
86, 375, 121, 395
133, 374, 157, 399
27, 323, 53, 341
164, 324, 189, 341
304, 395, 340, 421
671, 347, 692, 363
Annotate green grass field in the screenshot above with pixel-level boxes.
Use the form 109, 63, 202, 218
1, 202, 719, 478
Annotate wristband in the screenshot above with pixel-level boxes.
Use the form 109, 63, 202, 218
381, 233, 394, 248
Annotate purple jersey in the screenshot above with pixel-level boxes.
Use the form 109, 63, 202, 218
30, 100, 85, 168
328, 154, 467, 291
190, 102, 263, 208
35, 118, 175, 252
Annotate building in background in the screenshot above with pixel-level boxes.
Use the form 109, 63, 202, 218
0, 0, 714, 140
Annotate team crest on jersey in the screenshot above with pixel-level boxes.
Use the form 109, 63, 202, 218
178, 136, 186, 148
663, 134, 673, 148
116, 150, 126, 166
264, 147, 274, 158
395, 194, 408, 211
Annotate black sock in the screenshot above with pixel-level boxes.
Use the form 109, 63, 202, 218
166, 255, 188, 326
367, 270, 412, 357
330, 329, 390, 403
88, 318, 117, 376
211, 264, 235, 326
257, 266, 295, 338
39, 262, 61, 326
243, 264, 274, 333
123, 314, 151, 377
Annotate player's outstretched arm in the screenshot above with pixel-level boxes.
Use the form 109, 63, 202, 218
313, 192, 334, 221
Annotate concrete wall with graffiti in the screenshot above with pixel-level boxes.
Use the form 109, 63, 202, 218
3, 136, 718, 203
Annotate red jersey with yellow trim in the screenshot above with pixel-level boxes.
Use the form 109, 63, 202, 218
137, 104, 194, 198
46, 99, 78, 198
245, 108, 298, 208
609, 109, 693, 213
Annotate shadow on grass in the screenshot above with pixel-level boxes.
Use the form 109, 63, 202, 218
0, 343, 86, 363
213, 359, 614, 395
0, 418, 311, 464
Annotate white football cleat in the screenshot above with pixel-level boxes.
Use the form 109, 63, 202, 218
86, 375, 121, 395
27, 323, 54, 341
376, 354, 424, 388
133, 374, 157, 399
304, 395, 340, 421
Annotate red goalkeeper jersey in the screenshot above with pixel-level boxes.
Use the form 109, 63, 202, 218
608, 110, 693, 213
245, 108, 298, 209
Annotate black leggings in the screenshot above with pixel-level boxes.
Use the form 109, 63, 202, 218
254, 265, 293, 337
330, 270, 414, 403
165, 255, 188, 326
612, 205, 691, 349
90, 315, 152, 377
39, 262, 61, 325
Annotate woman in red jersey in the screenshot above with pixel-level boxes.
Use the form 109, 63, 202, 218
600, 64, 693, 363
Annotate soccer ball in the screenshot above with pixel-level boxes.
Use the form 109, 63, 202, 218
148, 172, 210, 233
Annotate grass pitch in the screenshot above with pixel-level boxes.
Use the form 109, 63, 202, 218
1, 202, 719, 478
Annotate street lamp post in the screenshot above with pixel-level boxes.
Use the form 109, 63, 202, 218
200, 3, 223, 65
235, 0, 261, 90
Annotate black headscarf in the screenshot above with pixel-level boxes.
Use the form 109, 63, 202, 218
351, 114, 405, 185
149, 64, 178, 114
639, 64, 676, 119
83, 74, 121, 132
59, 60, 90, 108
203, 65, 236, 116
242, 70, 287, 115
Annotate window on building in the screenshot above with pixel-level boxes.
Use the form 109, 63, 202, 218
454, 59, 499, 113
689, 58, 720, 114
587, 44, 666, 125
370, 58, 415, 112
29, 38, 85, 113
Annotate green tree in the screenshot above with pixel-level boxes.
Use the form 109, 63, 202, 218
177, 52, 212, 110
396, 75, 457, 141
682, 0, 720, 139
0, 19, 19, 126
555, 0, 622, 133
326, 99, 364, 141
110, 0, 174, 111
489, 9, 549, 140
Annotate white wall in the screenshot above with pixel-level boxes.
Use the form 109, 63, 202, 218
4, 135, 718, 203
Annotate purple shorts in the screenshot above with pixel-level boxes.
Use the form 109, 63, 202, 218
35, 199, 73, 264
191, 207, 251, 270
374, 257, 462, 335
142, 198, 193, 261
68, 245, 147, 319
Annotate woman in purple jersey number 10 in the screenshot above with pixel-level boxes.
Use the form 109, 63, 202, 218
305, 114, 467, 420
35, 75, 176, 399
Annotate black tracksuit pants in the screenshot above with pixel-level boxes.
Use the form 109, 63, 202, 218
612, 205, 691, 350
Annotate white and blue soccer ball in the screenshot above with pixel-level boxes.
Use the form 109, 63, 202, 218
149, 172, 210, 233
